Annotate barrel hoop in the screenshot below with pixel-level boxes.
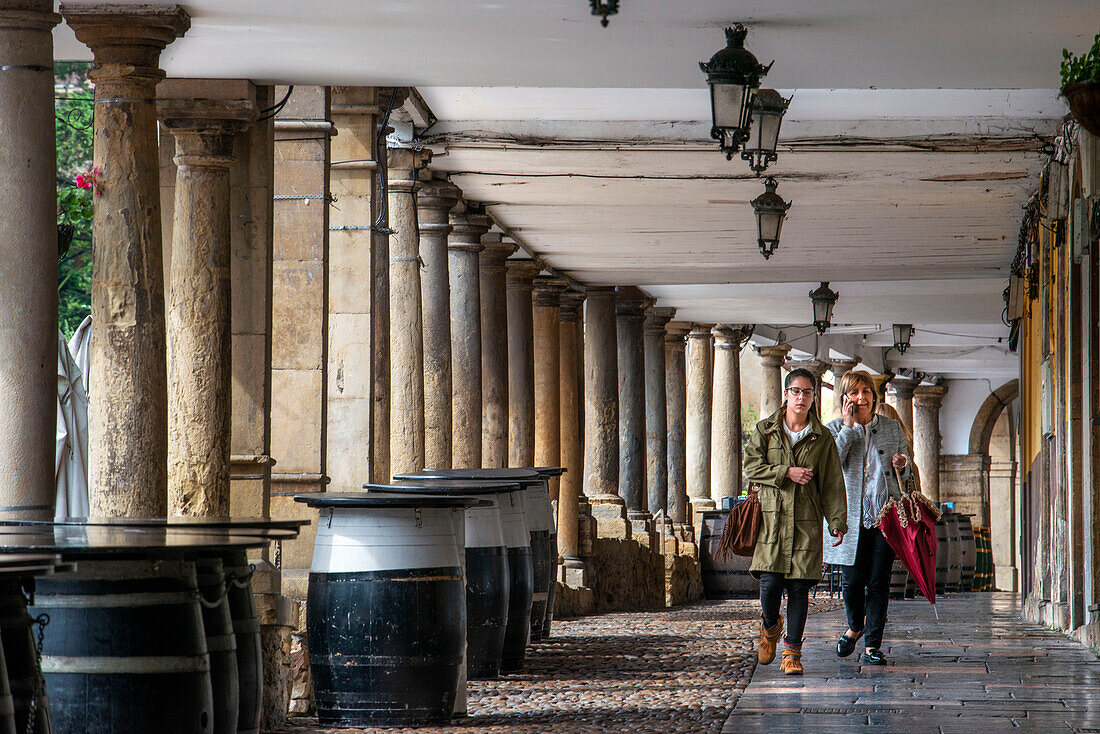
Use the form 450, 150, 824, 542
205, 633, 238, 653
232, 617, 261, 634
41, 655, 211, 674
32, 591, 196, 608
310, 567, 463, 582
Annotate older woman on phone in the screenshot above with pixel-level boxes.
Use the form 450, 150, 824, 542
824, 370, 911, 666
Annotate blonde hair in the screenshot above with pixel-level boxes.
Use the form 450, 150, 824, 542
838, 370, 878, 414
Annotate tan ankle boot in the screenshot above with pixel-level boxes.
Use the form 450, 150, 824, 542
757, 615, 783, 665
781, 647, 803, 675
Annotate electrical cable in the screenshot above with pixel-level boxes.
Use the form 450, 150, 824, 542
257, 86, 294, 122
373, 89, 398, 233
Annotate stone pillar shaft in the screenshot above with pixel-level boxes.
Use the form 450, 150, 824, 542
0, 2, 61, 519
757, 344, 791, 418
890, 376, 919, 431
507, 259, 541, 468
534, 277, 566, 495
479, 235, 517, 468
160, 95, 254, 517
665, 324, 690, 523
387, 146, 425, 474
583, 288, 619, 498
644, 308, 675, 516
913, 384, 948, 502
448, 209, 490, 468
616, 288, 649, 512
418, 178, 459, 469
686, 326, 714, 512
711, 325, 745, 502
64, 5, 190, 517
558, 291, 585, 558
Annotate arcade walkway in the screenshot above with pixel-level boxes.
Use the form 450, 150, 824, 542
277, 593, 1100, 734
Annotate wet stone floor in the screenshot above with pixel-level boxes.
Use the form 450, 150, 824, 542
276, 592, 1100, 734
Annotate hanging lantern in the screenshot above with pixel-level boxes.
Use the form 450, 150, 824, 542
741, 88, 790, 175
809, 282, 838, 334
590, 0, 618, 27
699, 24, 771, 159
751, 176, 792, 260
892, 324, 914, 354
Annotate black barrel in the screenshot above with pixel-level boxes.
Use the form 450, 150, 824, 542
297, 494, 474, 727
222, 551, 261, 734
194, 557, 238, 734
956, 515, 976, 592
30, 559, 214, 734
699, 510, 755, 599
498, 491, 534, 672
0, 583, 27, 734
533, 467, 565, 640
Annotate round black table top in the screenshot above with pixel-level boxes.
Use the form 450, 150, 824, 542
380, 478, 522, 496
295, 493, 491, 510
0, 517, 307, 540
403, 468, 544, 487
0, 526, 269, 560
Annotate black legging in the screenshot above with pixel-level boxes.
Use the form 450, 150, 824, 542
841, 525, 896, 649
759, 572, 816, 648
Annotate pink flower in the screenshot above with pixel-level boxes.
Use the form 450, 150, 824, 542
75, 174, 89, 189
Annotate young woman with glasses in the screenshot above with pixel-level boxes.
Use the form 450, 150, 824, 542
743, 368, 848, 675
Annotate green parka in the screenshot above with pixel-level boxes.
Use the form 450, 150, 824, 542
744, 406, 848, 581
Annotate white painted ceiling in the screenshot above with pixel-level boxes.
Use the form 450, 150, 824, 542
53, 0, 1097, 377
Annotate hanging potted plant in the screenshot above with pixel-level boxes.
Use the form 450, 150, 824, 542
1061, 32, 1100, 136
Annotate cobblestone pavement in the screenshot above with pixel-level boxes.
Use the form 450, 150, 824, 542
274, 595, 842, 734
724, 592, 1100, 733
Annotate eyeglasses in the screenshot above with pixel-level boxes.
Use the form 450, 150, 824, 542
786, 387, 815, 397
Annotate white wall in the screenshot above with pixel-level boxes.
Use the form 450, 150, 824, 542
940, 378, 1008, 455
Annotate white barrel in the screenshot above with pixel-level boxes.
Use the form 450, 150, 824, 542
311, 506, 464, 574
524, 485, 555, 534
465, 498, 505, 550
499, 491, 531, 549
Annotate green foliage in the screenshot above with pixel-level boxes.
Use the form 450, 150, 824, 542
55, 61, 94, 338
1061, 33, 1100, 87
741, 403, 759, 432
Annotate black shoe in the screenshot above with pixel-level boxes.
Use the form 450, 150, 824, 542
861, 648, 887, 665
836, 630, 862, 658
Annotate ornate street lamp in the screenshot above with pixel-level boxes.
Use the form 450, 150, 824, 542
751, 176, 792, 260
892, 323, 914, 354
809, 282, 838, 334
742, 88, 790, 175
590, 0, 618, 27
699, 24, 771, 159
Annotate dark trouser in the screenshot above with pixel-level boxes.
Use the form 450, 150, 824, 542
759, 572, 816, 648
841, 525, 896, 649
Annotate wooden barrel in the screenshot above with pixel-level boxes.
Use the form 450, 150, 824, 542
889, 558, 909, 599
974, 526, 992, 591
699, 510, 756, 599
499, 490, 534, 672
459, 498, 509, 680
533, 467, 565, 641
30, 559, 214, 734
222, 551, 262, 734
956, 515, 976, 592
305, 499, 468, 727
0, 582, 30, 734
194, 557, 239, 734
523, 482, 555, 644
934, 514, 951, 596
943, 512, 962, 592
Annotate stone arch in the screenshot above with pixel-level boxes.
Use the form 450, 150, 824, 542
969, 379, 1020, 456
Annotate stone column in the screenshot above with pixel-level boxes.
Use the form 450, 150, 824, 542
0, 1, 60, 520
558, 290, 586, 579
665, 323, 690, 525
63, 5, 190, 517
829, 357, 860, 412
533, 277, 567, 495
757, 344, 791, 418
448, 206, 490, 469
159, 85, 256, 517
869, 372, 894, 407
686, 325, 715, 516
913, 384, 948, 502
890, 376, 919, 430
387, 146, 427, 475
506, 259, 542, 468
418, 177, 460, 469
480, 233, 517, 468
645, 308, 675, 517
786, 358, 829, 419
583, 287, 628, 536
711, 325, 747, 504
616, 287, 650, 517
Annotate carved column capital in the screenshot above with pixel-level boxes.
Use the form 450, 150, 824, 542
558, 289, 586, 322
756, 343, 791, 369
913, 383, 948, 408
417, 177, 460, 237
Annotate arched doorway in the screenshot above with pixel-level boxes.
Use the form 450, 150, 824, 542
968, 379, 1020, 591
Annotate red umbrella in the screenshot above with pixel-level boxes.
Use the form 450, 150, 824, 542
874, 470, 941, 613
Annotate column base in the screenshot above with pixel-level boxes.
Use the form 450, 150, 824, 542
589, 493, 630, 539
626, 508, 656, 548
994, 565, 1018, 592
559, 556, 591, 587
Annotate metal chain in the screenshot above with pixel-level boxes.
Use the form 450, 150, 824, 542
226, 564, 256, 589
274, 540, 282, 569
26, 613, 49, 734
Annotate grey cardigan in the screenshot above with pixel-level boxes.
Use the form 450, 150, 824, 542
821, 414, 912, 567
